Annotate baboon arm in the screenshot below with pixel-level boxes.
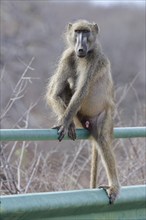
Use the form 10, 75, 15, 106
46, 65, 70, 116
56, 83, 89, 141
60, 62, 107, 126
61, 75, 90, 126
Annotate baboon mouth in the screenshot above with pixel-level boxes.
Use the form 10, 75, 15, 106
77, 53, 86, 58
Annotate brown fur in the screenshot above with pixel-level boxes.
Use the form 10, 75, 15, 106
46, 20, 120, 204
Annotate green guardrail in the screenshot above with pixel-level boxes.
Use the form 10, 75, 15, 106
0, 127, 146, 141
1, 185, 146, 220
0, 127, 146, 220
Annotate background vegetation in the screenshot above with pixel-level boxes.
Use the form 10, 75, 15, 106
1, 1, 145, 195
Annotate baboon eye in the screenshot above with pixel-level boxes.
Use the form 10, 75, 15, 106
75, 30, 81, 33
75, 30, 90, 33
82, 30, 90, 33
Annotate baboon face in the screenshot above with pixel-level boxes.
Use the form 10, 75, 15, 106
74, 29, 91, 58
67, 20, 99, 58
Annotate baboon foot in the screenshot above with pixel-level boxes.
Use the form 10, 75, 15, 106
99, 185, 120, 204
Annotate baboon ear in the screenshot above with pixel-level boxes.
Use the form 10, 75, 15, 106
68, 23, 72, 30
93, 23, 99, 34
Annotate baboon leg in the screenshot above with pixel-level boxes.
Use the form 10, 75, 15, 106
98, 138, 120, 203
90, 111, 107, 189
90, 139, 99, 189
92, 109, 120, 204
76, 114, 99, 189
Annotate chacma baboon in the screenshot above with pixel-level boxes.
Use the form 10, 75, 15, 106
46, 20, 120, 204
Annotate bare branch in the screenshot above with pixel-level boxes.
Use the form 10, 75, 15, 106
0, 57, 35, 120
24, 153, 42, 193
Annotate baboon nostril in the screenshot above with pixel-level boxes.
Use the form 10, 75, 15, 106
79, 49, 84, 53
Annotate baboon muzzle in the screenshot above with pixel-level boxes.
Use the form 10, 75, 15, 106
76, 33, 88, 58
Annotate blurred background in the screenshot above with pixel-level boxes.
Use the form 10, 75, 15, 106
1, 1, 145, 194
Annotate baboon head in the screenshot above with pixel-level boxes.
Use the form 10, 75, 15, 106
66, 20, 99, 58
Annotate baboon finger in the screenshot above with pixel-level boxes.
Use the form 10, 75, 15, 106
58, 126, 66, 141
68, 128, 76, 140
58, 131, 65, 141
52, 125, 61, 129
67, 122, 76, 140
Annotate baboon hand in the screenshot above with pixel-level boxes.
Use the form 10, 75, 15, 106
68, 122, 76, 141
57, 125, 67, 142
99, 185, 120, 204
53, 122, 76, 142
52, 125, 66, 141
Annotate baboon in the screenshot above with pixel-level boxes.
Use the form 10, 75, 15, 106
46, 20, 120, 204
